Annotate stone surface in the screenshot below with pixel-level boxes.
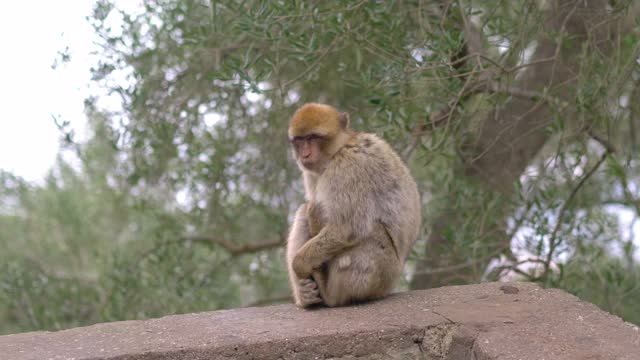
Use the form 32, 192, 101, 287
1, 282, 639, 359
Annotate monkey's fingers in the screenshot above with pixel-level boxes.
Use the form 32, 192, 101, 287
299, 278, 318, 289
298, 279, 322, 306
299, 290, 322, 306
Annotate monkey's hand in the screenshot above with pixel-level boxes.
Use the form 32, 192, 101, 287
296, 278, 322, 307
292, 251, 314, 279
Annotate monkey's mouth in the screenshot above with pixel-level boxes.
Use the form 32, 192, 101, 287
300, 158, 315, 167
299, 159, 321, 172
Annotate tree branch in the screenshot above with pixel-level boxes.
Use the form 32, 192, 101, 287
282, 36, 339, 88
542, 146, 613, 282
179, 235, 285, 255
410, 81, 561, 140
588, 129, 617, 154
412, 240, 511, 276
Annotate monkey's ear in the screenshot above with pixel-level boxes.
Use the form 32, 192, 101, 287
339, 112, 350, 129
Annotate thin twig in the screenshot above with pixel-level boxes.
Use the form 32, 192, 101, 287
588, 131, 639, 215
486, 83, 547, 101
542, 147, 612, 281
457, 0, 484, 56
411, 81, 560, 137
587, 129, 617, 154
413, 240, 511, 275
282, 37, 339, 88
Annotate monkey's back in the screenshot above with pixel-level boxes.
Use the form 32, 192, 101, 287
316, 133, 421, 262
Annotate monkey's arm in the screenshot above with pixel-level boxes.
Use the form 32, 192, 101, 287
287, 205, 323, 306
292, 222, 355, 279
306, 201, 324, 237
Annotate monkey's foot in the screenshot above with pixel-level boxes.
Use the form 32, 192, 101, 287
297, 278, 323, 307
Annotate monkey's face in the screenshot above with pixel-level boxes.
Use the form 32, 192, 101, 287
290, 134, 327, 172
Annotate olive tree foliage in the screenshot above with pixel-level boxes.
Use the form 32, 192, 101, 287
2, 0, 640, 334
88, 0, 640, 305
0, 117, 242, 335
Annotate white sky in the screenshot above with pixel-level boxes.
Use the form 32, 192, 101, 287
0, 2, 100, 182
0, 1, 143, 182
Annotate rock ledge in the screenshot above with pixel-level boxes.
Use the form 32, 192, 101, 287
1, 282, 638, 359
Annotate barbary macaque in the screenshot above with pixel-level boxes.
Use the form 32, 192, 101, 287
286, 103, 421, 307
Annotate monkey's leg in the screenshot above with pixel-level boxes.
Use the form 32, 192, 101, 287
287, 205, 323, 307
319, 225, 401, 307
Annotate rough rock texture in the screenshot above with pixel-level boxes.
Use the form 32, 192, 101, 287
1, 282, 639, 359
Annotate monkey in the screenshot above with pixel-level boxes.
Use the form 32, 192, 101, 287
285, 103, 421, 308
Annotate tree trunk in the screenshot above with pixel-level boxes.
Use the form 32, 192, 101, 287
411, 0, 611, 289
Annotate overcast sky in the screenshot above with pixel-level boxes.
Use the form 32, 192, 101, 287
0, 1, 141, 182
0, 2, 92, 181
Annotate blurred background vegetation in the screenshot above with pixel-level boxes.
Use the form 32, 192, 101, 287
2, 0, 640, 334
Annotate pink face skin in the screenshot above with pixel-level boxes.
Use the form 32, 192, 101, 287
291, 134, 324, 171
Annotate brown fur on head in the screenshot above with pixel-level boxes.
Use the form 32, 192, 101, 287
288, 103, 352, 173
288, 103, 349, 139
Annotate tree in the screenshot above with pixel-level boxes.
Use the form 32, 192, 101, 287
87, 0, 640, 287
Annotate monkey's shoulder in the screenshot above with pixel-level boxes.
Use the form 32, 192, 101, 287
338, 133, 395, 160
320, 133, 404, 193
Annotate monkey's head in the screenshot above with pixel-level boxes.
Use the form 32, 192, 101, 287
288, 103, 351, 173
